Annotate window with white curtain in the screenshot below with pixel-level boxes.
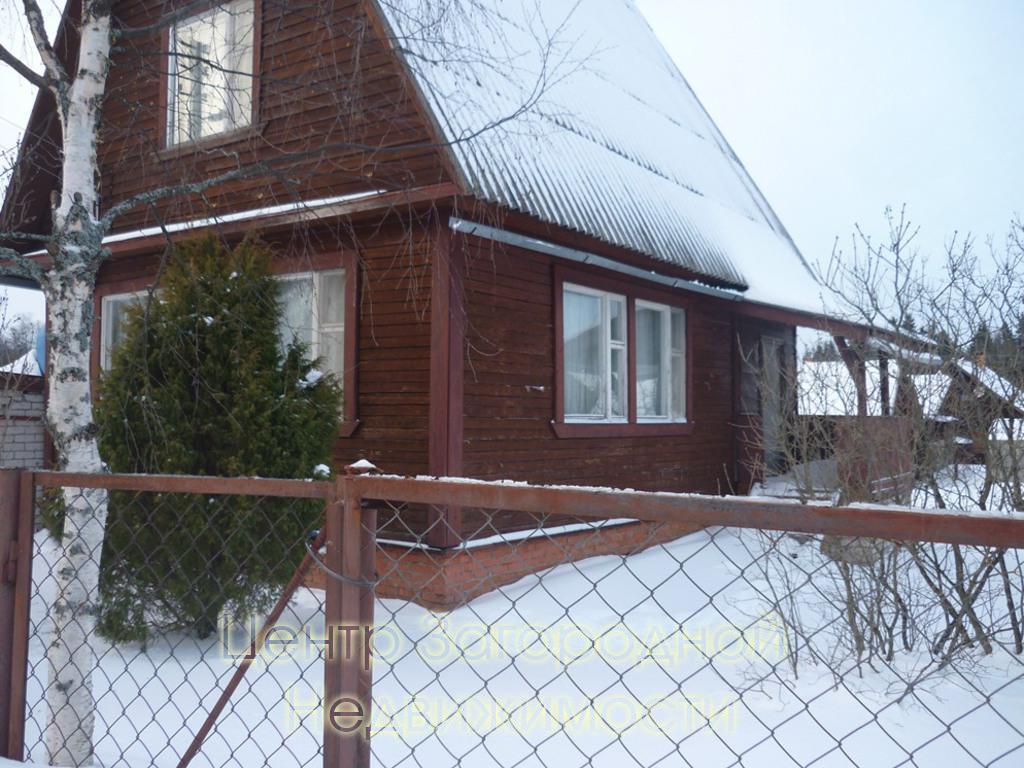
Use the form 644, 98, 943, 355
277, 269, 346, 380
167, 0, 255, 145
636, 300, 686, 422
101, 270, 347, 384
562, 283, 627, 421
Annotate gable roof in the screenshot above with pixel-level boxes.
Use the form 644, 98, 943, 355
0, 347, 42, 377
377, 0, 822, 310
0, 0, 77, 247
911, 373, 954, 418
957, 361, 1024, 415
6, 0, 823, 316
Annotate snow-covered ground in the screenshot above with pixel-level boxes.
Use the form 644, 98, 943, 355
20, 517, 1024, 768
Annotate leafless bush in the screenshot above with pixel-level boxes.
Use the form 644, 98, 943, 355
744, 211, 1024, 686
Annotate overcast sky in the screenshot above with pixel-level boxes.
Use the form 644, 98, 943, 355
2, 0, 1023, 324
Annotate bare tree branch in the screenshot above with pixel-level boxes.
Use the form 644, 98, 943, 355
0, 231, 52, 242
0, 245, 45, 283
21, 0, 68, 92
100, 162, 270, 225
0, 39, 48, 89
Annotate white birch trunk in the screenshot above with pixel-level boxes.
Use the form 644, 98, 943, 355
42, 280, 108, 767
37, 4, 113, 764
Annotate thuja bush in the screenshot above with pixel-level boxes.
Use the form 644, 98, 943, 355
91, 237, 342, 641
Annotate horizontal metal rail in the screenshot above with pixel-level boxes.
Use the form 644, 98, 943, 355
24, 471, 1024, 549
31, 471, 332, 499
354, 475, 1024, 550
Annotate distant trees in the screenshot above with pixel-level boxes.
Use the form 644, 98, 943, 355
966, 320, 1024, 388
0, 310, 35, 367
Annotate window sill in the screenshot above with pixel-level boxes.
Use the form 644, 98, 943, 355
157, 122, 264, 161
550, 420, 695, 439
338, 419, 360, 438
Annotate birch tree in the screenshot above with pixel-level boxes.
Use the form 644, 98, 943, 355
1, 2, 273, 762
0, 0, 572, 763
2, 3, 130, 764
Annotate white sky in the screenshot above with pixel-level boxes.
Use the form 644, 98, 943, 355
2, 0, 1023, 325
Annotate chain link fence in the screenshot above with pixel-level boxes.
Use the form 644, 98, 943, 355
2, 470, 1023, 767
359, 477, 1024, 768
4, 473, 333, 768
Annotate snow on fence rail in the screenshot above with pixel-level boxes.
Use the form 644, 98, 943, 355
2, 468, 1024, 767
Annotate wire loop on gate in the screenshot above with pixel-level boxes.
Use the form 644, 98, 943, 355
304, 532, 380, 589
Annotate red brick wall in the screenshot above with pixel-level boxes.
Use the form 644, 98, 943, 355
307, 519, 700, 610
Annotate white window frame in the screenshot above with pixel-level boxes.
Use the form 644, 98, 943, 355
166, 0, 255, 147
100, 290, 151, 370
635, 299, 687, 423
276, 269, 346, 379
101, 270, 348, 378
563, 282, 627, 423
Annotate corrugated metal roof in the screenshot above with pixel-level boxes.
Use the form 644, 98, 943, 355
377, 0, 820, 303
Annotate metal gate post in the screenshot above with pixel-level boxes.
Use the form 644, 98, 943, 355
1, 470, 33, 760
357, 493, 376, 768
324, 472, 373, 768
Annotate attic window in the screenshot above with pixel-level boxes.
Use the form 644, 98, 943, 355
166, 0, 255, 146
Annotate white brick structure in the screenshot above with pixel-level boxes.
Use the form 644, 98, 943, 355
0, 379, 46, 468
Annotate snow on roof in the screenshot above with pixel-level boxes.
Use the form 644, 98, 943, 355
958, 361, 1024, 413
798, 360, 894, 417
868, 336, 944, 367
0, 348, 42, 377
911, 373, 953, 418
379, 0, 823, 313
19, 189, 387, 258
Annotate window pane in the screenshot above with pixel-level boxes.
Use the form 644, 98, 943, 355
278, 276, 315, 350
636, 306, 666, 417
169, 0, 254, 144
103, 295, 144, 368
609, 297, 625, 343
671, 351, 685, 421
320, 330, 345, 379
108, 298, 132, 351
671, 309, 686, 421
563, 290, 605, 417
671, 309, 685, 353
318, 270, 346, 327
610, 347, 626, 418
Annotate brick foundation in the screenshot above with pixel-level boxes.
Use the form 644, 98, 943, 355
307, 520, 700, 611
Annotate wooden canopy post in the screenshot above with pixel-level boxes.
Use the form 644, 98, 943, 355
878, 352, 892, 417
835, 336, 869, 417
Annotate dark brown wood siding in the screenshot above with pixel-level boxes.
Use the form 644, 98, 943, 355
96, 0, 451, 233
92, 220, 436, 481
456, 233, 739, 537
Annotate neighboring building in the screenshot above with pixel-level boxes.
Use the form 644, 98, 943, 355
799, 345, 1024, 471
0, 347, 45, 469
2, 0, 895, 586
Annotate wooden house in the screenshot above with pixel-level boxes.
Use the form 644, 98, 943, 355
0, 0, 890, 601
